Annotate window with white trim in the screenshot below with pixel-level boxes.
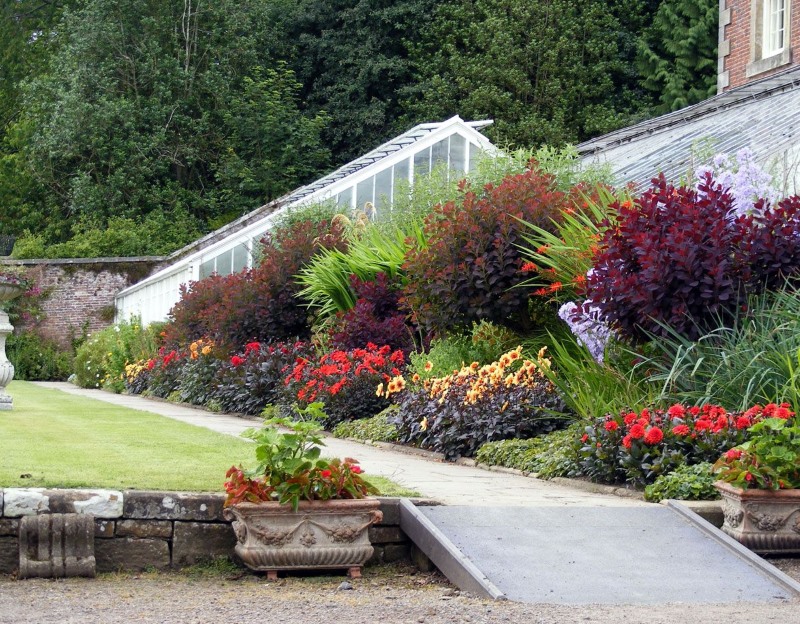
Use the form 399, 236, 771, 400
763, 0, 786, 57
747, 0, 792, 77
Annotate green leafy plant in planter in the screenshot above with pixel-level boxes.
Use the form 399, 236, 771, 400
222, 403, 382, 578
224, 403, 378, 511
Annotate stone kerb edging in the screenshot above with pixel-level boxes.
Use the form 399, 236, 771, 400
0, 489, 412, 575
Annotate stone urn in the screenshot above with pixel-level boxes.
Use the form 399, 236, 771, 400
715, 480, 800, 553
223, 498, 383, 579
0, 282, 23, 409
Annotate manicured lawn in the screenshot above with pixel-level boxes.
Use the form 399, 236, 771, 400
0, 382, 416, 496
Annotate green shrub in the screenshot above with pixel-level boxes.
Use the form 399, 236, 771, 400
7, 332, 73, 381
643, 463, 719, 503
475, 424, 583, 479
332, 408, 399, 442
73, 318, 163, 391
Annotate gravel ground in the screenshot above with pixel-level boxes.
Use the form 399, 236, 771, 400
1, 559, 799, 624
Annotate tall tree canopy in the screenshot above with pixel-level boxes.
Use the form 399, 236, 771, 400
637, 0, 718, 113
402, 0, 659, 148
3, 0, 330, 253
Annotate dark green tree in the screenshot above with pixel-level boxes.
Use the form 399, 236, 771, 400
266, 0, 438, 164
4, 0, 330, 254
637, 0, 718, 112
402, 0, 658, 149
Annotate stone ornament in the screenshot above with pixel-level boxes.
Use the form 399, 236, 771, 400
0, 282, 22, 410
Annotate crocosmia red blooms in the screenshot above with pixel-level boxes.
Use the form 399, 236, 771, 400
643, 426, 663, 445
604, 420, 619, 432
230, 355, 245, 367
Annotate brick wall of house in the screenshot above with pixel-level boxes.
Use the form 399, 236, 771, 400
0, 258, 162, 348
720, 0, 800, 91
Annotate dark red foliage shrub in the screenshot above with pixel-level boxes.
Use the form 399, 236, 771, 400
401, 164, 575, 334
588, 174, 742, 342
732, 195, 800, 292
329, 273, 415, 355
589, 174, 800, 342
164, 219, 347, 350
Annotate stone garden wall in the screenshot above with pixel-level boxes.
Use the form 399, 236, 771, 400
0, 489, 411, 575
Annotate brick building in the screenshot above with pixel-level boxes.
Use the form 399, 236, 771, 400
718, 0, 800, 91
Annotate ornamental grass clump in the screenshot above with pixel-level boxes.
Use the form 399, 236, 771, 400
579, 402, 794, 485
713, 415, 800, 490
284, 343, 406, 428
224, 406, 377, 511
390, 347, 569, 460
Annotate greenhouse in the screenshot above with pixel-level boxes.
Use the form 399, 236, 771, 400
114, 116, 496, 325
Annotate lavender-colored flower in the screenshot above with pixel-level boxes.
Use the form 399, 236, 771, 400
697, 149, 780, 218
558, 301, 613, 363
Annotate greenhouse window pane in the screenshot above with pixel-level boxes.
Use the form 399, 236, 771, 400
374, 167, 393, 214
414, 147, 431, 176
199, 258, 215, 279
450, 134, 467, 173
356, 176, 375, 212
468, 142, 482, 172
233, 243, 249, 273
215, 251, 233, 276
394, 158, 410, 191
432, 138, 449, 169
337, 186, 353, 209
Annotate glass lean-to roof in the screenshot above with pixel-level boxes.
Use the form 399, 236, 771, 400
115, 116, 497, 325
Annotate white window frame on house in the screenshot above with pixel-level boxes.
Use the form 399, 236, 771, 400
747, 0, 792, 77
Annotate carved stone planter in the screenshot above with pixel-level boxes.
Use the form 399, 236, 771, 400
0, 283, 23, 410
223, 499, 383, 578
715, 481, 800, 554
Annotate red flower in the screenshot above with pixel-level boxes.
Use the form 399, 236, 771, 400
146, 359, 156, 371
581, 433, 589, 443
694, 419, 712, 432
350, 465, 363, 474
744, 472, 753, 482
623, 412, 638, 426
643, 426, 663, 445
629, 424, 646, 439
725, 448, 742, 460
776, 405, 794, 419
230, 355, 245, 367
667, 404, 686, 418
320, 469, 332, 478
672, 424, 690, 436
688, 406, 701, 417
622, 435, 632, 449
604, 420, 619, 432
735, 416, 751, 430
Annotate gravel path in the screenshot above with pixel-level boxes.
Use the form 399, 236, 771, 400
1, 560, 798, 624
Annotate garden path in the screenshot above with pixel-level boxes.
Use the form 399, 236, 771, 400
36, 382, 643, 507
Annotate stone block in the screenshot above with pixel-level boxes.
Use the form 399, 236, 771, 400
410, 544, 434, 572
172, 522, 236, 567
48, 489, 123, 518
116, 519, 173, 539
384, 544, 410, 563
0, 537, 17, 574
0, 519, 19, 536
94, 520, 115, 538
95, 538, 170, 572
368, 526, 406, 544
3, 489, 49, 516
377, 498, 400, 526
123, 491, 225, 521
18, 513, 95, 578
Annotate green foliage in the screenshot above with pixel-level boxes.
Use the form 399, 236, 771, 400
713, 416, 800, 490
544, 333, 658, 421
475, 424, 583, 479
637, 0, 718, 113
7, 332, 73, 381
644, 462, 719, 502
4, 0, 330, 254
409, 321, 518, 381
73, 318, 163, 391
226, 407, 377, 510
404, 0, 656, 148
639, 287, 800, 411
332, 408, 400, 443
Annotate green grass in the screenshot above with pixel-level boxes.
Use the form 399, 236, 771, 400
0, 382, 416, 496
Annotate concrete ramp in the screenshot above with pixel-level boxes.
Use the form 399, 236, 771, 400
400, 499, 800, 604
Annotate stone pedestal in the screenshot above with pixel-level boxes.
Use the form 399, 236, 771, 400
0, 284, 22, 410
18, 513, 96, 578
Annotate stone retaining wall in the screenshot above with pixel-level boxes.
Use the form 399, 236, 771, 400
0, 489, 410, 574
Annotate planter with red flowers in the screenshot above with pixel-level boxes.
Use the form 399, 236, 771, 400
222, 403, 382, 578
712, 410, 800, 553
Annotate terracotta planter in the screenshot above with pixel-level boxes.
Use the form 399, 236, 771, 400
223, 498, 383, 578
714, 480, 800, 553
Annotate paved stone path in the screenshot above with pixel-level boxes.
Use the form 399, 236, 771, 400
35, 382, 645, 508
